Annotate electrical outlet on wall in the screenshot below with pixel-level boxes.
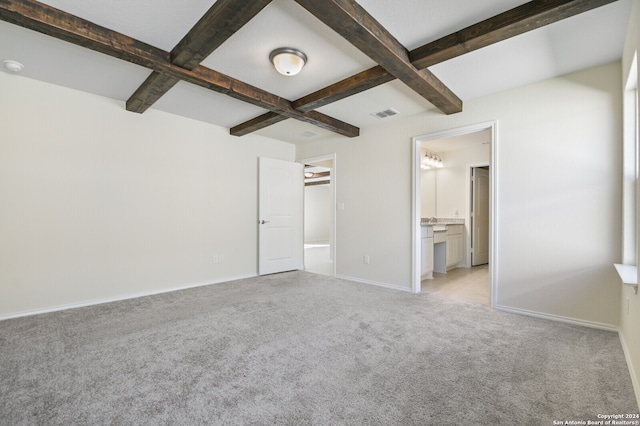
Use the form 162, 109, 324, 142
363, 255, 370, 264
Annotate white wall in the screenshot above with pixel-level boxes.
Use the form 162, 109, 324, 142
304, 184, 331, 244
299, 122, 414, 290
297, 61, 623, 328
0, 72, 294, 318
620, 0, 640, 408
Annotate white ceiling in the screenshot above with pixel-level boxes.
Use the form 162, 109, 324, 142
0, 0, 633, 145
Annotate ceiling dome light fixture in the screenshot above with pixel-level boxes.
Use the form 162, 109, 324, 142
269, 48, 307, 76
3, 59, 24, 73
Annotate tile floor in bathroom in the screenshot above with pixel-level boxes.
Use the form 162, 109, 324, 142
421, 264, 490, 306
305, 244, 490, 306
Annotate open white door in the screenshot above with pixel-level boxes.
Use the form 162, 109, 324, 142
258, 157, 304, 275
471, 167, 490, 266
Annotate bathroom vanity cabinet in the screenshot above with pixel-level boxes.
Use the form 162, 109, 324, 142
421, 225, 434, 279
445, 225, 464, 270
421, 222, 464, 278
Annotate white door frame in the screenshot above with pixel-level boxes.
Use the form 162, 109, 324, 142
411, 121, 499, 308
299, 153, 337, 277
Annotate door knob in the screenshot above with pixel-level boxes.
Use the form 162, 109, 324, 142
259, 220, 270, 224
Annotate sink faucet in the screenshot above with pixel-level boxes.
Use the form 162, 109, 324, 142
428, 216, 437, 224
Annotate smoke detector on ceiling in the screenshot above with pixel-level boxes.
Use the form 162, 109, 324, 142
371, 108, 399, 119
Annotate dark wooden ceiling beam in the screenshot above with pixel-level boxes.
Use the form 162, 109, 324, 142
234, 0, 618, 134
292, 65, 394, 112
231, 66, 396, 135
230, 112, 288, 137
126, 72, 180, 113
170, 0, 272, 69
0, 0, 169, 68
130, 65, 359, 137
293, 0, 462, 115
409, 0, 618, 69
126, 0, 272, 114
305, 180, 330, 187
163, 65, 359, 136
0, 0, 359, 138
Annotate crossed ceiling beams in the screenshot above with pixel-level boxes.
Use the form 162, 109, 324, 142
233, 0, 619, 135
126, 0, 272, 114
0, 0, 618, 139
0, 0, 359, 137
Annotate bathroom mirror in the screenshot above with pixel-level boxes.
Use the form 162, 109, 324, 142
421, 168, 437, 218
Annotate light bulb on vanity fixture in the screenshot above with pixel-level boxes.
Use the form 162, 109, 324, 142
421, 151, 444, 170
269, 48, 307, 76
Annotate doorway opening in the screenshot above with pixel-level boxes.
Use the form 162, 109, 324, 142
300, 154, 336, 277
412, 122, 497, 307
471, 166, 490, 267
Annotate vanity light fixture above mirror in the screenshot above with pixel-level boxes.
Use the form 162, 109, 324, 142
421, 151, 443, 170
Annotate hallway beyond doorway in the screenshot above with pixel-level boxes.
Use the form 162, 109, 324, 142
301, 153, 336, 278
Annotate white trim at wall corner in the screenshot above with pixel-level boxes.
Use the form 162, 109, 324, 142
335, 274, 413, 293
0, 274, 256, 322
494, 304, 619, 332
618, 329, 640, 409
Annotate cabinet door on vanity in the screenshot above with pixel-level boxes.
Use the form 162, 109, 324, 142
446, 225, 464, 269
421, 226, 434, 278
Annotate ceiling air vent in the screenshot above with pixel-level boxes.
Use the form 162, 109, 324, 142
371, 108, 400, 119
298, 130, 321, 138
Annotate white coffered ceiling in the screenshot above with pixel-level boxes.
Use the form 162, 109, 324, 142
0, 0, 633, 144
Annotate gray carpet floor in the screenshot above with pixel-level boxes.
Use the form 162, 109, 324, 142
1, 271, 637, 425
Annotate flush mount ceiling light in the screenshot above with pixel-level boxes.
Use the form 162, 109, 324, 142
269, 48, 307, 76
3, 60, 24, 73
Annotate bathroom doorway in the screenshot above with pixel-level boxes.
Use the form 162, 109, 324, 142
412, 122, 497, 307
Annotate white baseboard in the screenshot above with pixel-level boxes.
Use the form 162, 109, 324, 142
0, 274, 256, 321
618, 330, 640, 410
335, 274, 412, 293
494, 304, 618, 332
